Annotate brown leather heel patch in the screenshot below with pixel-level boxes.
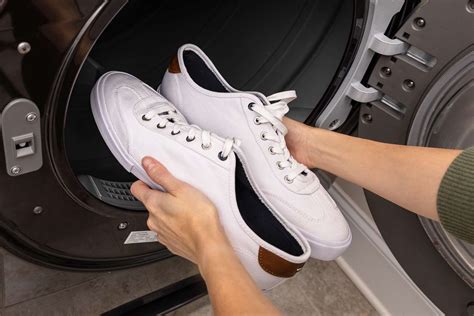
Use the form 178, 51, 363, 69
258, 247, 305, 278
168, 54, 181, 73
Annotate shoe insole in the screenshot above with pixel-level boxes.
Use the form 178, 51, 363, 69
235, 158, 303, 256
183, 50, 228, 93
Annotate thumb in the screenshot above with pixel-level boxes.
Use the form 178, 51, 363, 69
142, 157, 184, 195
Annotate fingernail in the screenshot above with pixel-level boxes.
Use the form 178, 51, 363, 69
142, 157, 156, 170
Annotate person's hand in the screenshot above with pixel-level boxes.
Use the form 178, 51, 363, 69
130, 157, 231, 265
283, 117, 317, 168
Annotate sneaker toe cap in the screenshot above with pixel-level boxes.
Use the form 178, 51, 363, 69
267, 189, 351, 247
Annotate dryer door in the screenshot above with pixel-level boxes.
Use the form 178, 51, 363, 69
332, 0, 474, 314
0, 0, 171, 271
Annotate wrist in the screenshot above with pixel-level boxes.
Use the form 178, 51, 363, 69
306, 127, 327, 169
196, 235, 235, 278
194, 214, 233, 268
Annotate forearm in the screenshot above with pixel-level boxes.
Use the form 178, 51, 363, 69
304, 128, 461, 220
197, 233, 280, 316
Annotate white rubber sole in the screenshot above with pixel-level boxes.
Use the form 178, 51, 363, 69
90, 73, 162, 191
301, 228, 352, 261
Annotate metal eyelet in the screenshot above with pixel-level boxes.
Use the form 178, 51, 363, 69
276, 161, 284, 170
201, 143, 212, 150
284, 175, 294, 184
186, 136, 195, 142
171, 130, 180, 136
260, 132, 267, 140
142, 114, 151, 121
254, 117, 261, 125
218, 152, 228, 161
156, 124, 166, 129
248, 102, 255, 111
268, 146, 276, 155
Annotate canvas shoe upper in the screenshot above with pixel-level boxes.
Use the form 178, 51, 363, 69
91, 71, 310, 290
160, 44, 352, 260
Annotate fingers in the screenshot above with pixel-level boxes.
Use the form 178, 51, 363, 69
131, 179, 170, 209
146, 215, 156, 231
130, 180, 150, 201
142, 157, 185, 195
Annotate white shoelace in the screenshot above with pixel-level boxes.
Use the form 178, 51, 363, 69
250, 91, 307, 183
142, 103, 235, 160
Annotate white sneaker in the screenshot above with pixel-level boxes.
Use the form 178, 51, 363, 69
160, 44, 352, 260
91, 71, 310, 290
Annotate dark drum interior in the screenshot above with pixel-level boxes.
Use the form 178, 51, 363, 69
64, 0, 353, 244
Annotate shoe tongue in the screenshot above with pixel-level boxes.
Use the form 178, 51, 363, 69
158, 105, 190, 126
136, 95, 188, 124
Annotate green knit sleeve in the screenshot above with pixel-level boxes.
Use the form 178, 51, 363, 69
437, 147, 474, 244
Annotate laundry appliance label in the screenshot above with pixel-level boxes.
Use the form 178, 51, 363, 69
124, 231, 159, 244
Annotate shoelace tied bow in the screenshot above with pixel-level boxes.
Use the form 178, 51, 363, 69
142, 102, 235, 160
250, 91, 307, 183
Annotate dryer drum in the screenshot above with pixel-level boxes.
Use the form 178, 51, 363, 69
0, 0, 354, 270
65, 0, 354, 211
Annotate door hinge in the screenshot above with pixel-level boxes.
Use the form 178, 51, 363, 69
346, 34, 409, 104
369, 33, 409, 56
347, 82, 382, 103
